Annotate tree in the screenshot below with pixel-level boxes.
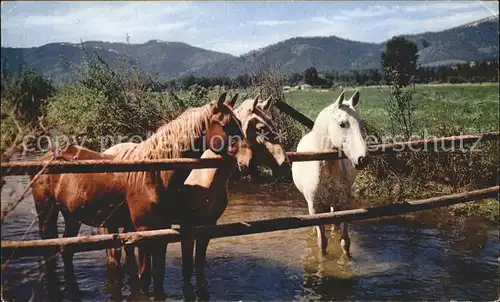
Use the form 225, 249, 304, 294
180, 75, 197, 89
381, 36, 419, 87
304, 67, 319, 86
287, 73, 303, 86
3, 69, 55, 123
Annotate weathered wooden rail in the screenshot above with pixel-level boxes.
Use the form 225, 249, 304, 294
2, 185, 497, 258
1, 132, 498, 176
0, 97, 498, 261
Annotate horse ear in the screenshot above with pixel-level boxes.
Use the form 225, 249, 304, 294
333, 90, 345, 108
349, 91, 360, 107
226, 93, 239, 107
216, 92, 228, 108
258, 96, 273, 111
251, 95, 259, 110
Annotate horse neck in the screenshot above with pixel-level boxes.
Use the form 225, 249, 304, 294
312, 106, 338, 152
128, 105, 212, 161
116, 105, 211, 189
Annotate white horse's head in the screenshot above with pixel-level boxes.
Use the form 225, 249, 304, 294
318, 90, 369, 170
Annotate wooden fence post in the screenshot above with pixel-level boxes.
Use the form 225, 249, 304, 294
275, 100, 314, 129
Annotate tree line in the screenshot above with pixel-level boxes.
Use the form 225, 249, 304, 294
155, 59, 497, 92
276, 59, 498, 88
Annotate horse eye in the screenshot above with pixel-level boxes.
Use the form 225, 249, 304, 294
230, 136, 241, 145
339, 122, 347, 128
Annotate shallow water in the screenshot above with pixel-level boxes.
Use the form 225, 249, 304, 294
1, 154, 499, 301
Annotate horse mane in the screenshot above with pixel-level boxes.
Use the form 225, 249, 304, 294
114, 102, 214, 162
252, 106, 275, 127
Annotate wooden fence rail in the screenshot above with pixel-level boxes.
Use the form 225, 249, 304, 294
1, 132, 498, 176
2, 185, 497, 259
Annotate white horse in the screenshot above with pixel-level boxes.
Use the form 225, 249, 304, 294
292, 90, 369, 258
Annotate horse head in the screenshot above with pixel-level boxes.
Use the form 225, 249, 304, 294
206, 92, 252, 170
319, 90, 369, 170
233, 94, 289, 176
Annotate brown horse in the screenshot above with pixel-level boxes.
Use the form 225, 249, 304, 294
178, 95, 289, 299
46, 144, 138, 271
99, 94, 241, 269
31, 93, 252, 297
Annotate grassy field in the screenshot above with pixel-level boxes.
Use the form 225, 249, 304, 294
283, 83, 499, 135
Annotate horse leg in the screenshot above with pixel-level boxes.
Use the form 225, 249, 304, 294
103, 227, 122, 268
315, 225, 328, 252
37, 203, 60, 292
151, 242, 167, 299
195, 236, 210, 301
137, 245, 152, 296
181, 226, 196, 301
340, 222, 352, 260
61, 211, 81, 292
123, 224, 138, 274
307, 201, 327, 252
330, 207, 340, 234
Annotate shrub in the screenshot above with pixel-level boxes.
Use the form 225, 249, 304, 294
2, 69, 55, 124
252, 65, 307, 150
45, 46, 169, 151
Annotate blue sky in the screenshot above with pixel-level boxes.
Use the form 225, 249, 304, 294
1, 1, 498, 56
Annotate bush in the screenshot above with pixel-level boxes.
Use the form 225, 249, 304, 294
45, 46, 170, 151
2, 69, 55, 124
45, 45, 214, 151
250, 64, 307, 153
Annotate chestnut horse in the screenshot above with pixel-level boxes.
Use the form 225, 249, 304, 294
31, 93, 252, 297
99, 94, 241, 269
101, 95, 289, 299
178, 94, 289, 299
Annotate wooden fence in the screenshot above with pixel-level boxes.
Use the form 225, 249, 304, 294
1, 132, 498, 176
0, 99, 498, 259
2, 186, 498, 258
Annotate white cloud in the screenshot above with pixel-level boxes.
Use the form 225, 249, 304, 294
401, 1, 484, 13
2, 2, 200, 44
334, 5, 397, 19
370, 9, 497, 39
314, 2, 497, 22
251, 20, 296, 26
305, 2, 498, 43
1, 1, 498, 56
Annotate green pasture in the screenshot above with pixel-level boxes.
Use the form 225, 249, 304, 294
283, 83, 499, 135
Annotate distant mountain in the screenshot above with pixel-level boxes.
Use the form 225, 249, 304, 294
190, 16, 499, 77
403, 16, 499, 67
186, 36, 383, 78
1, 16, 498, 83
1, 40, 234, 83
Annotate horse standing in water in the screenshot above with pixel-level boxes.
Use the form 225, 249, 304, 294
102, 95, 289, 299
178, 95, 289, 299
292, 90, 369, 259
31, 93, 251, 298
